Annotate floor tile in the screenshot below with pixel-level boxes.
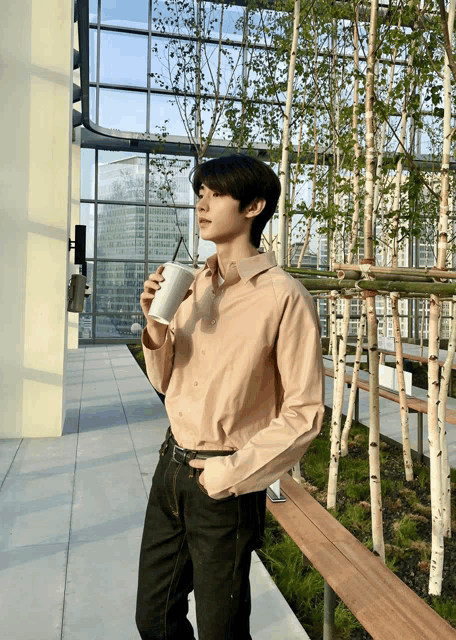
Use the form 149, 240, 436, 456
0, 543, 68, 640
62, 533, 143, 640
0, 472, 73, 549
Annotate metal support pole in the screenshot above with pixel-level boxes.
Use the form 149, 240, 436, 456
323, 580, 336, 640
417, 412, 423, 463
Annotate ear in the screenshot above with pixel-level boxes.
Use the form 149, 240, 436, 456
246, 198, 266, 218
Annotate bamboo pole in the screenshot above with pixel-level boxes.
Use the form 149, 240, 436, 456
296, 278, 456, 295
287, 267, 338, 277
337, 269, 437, 283
356, 280, 456, 295
335, 264, 456, 279
341, 299, 367, 456
438, 296, 456, 538
390, 292, 414, 481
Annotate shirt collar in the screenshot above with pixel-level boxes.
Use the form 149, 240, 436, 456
203, 251, 277, 283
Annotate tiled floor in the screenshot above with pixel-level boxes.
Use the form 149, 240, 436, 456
0, 345, 311, 640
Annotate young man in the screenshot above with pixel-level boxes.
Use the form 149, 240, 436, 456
136, 154, 324, 640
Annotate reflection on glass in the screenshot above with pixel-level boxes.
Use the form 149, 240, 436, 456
89, 28, 97, 84
149, 155, 192, 205
82, 262, 94, 313
99, 88, 147, 132
79, 315, 92, 339
248, 8, 285, 47
202, 2, 245, 42
89, 0, 98, 23
95, 262, 145, 314
90, 86, 96, 123
80, 203, 95, 259
149, 94, 188, 136
97, 204, 146, 260
152, 0, 196, 35
98, 151, 146, 202
148, 207, 192, 263
96, 314, 146, 339
150, 36, 195, 92
101, 0, 148, 29
100, 31, 148, 88
200, 43, 242, 97
81, 149, 95, 200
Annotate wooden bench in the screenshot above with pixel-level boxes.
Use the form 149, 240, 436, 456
361, 344, 456, 370
267, 472, 456, 640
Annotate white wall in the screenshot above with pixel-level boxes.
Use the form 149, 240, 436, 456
0, 0, 75, 437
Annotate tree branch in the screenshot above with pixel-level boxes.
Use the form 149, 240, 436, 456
439, 0, 456, 84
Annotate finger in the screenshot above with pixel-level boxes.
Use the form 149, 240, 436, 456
189, 459, 205, 468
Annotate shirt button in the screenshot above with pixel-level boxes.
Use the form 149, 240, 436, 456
211, 320, 216, 325
202, 350, 205, 355
179, 412, 183, 417
194, 381, 198, 386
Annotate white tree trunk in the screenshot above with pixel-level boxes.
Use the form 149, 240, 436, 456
277, 0, 300, 268
364, 0, 385, 563
341, 299, 367, 456
349, 8, 361, 265
366, 291, 385, 562
390, 292, 414, 481
328, 297, 352, 509
438, 297, 456, 538
420, 299, 426, 357
428, 294, 444, 595
330, 292, 338, 375
427, 0, 455, 595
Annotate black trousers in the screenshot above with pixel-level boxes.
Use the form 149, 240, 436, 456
135, 426, 267, 640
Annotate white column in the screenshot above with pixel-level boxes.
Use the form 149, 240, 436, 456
0, 0, 74, 437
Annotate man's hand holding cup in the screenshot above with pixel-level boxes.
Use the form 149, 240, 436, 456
140, 263, 194, 348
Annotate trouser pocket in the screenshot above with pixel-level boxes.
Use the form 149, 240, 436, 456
195, 468, 237, 502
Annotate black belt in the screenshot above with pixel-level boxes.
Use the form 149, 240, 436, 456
161, 426, 236, 465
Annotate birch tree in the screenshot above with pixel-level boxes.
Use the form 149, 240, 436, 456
364, 0, 385, 562
427, 0, 456, 596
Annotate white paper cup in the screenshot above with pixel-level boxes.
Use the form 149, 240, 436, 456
148, 262, 196, 325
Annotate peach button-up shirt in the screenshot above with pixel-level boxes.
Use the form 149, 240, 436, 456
141, 250, 325, 500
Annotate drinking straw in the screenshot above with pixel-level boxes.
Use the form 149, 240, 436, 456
172, 236, 183, 262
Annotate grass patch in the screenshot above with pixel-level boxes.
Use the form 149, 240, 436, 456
259, 409, 456, 639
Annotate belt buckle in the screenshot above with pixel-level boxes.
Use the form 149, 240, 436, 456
172, 444, 187, 464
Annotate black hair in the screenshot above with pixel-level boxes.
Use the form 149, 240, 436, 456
190, 154, 281, 249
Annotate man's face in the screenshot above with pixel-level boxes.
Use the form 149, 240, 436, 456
197, 184, 252, 245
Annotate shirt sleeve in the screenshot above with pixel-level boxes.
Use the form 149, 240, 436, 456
141, 316, 176, 395
202, 282, 325, 500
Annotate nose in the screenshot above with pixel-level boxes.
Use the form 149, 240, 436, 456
197, 194, 208, 212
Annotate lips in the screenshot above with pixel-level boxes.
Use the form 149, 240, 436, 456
199, 219, 211, 223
